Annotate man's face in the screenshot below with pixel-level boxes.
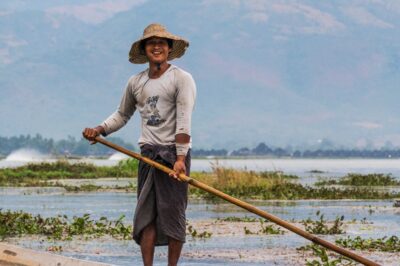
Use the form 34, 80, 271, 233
144, 37, 171, 64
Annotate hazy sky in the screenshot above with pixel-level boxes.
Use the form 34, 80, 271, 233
1, 0, 399, 149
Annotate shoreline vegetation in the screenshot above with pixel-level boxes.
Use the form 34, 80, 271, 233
2, 134, 400, 158
1, 161, 399, 264
0, 160, 400, 199
1, 210, 399, 265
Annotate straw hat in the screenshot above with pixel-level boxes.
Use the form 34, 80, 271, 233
129, 23, 189, 64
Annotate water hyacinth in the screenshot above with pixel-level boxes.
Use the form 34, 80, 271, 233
302, 211, 345, 235
0, 159, 139, 186
336, 236, 400, 252
0, 210, 133, 240
315, 173, 400, 186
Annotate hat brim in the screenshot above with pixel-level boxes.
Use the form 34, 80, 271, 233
129, 32, 189, 64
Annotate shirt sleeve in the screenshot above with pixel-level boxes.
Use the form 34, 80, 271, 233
100, 79, 137, 135
175, 71, 196, 137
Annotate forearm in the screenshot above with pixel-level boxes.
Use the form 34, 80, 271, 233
176, 133, 190, 157
100, 111, 129, 135
172, 133, 190, 179
93, 125, 104, 134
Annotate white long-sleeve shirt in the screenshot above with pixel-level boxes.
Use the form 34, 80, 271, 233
100, 65, 196, 152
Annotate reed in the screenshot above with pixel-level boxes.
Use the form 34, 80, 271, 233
189, 167, 400, 200
189, 166, 291, 199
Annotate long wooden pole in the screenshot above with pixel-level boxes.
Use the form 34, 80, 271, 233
94, 136, 380, 266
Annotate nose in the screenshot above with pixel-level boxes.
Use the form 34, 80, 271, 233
154, 41, 163, 48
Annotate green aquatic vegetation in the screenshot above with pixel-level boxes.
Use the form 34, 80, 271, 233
243, 220, 284, 235
258, 219, 284, 235
190, 166, 400, 200
54, 181, 136, 192
217, 216, 260, 222
302, 211, 345, 235
348, 217, 371, 225
186, 224, 212, 239
315, 173, 400, 186
298, 244, 356, 266
0, 210, 133, 240
243, 226, 255, 235
0, 159, 138, 186
336, 236, 400, 252
62, 184, 103, 192
259, 171, 299, 179
262, 183, 400, 200
309, 170, 325, 174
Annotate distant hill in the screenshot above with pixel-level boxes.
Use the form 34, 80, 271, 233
1, 1, 400, 150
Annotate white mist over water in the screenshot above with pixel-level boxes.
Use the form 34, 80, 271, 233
5, 149, 48, 162
108, 152, 129, 161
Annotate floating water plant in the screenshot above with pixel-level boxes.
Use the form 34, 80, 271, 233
243, 220, 284, 235
0, 210, 133, 240
302, 211, 345, 235
336, 236, 400, 252
0, 159, 139, 186
216, 216, 260, 222
186, 224, 212, 239
258, 219, 284, 235
315, 173, 400, 186
298, 244, 356, 266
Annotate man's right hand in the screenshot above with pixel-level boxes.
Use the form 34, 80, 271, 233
82, 126, 105, 143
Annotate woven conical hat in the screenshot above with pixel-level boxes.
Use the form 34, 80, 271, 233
129, 23, 189, 64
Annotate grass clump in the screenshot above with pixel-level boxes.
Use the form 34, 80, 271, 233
336, 236, 400, 252
0, 210, 133, 240
315, 173, 400, 186
302, 211, 345, 235
0, 159, 138, 186
189, 166, 297, 199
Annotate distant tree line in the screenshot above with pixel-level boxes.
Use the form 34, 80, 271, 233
1, 135, 400, 158
192, 142, 400, 158
0, 134, 135, 157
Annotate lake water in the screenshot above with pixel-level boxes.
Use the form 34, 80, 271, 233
1, 158, 400, 265
1, 189, 399, 265
2, 157, 400, 176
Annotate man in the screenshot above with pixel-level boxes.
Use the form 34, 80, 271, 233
82, 23, 196, 266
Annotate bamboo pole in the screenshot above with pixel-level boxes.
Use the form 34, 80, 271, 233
94, 136, 380, 266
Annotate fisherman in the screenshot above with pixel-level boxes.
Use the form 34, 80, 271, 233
82, 23, 196, 266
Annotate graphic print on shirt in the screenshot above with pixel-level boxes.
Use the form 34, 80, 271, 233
146, 95, 166, 126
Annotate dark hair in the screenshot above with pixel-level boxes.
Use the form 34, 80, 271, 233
140, 38, 173, 54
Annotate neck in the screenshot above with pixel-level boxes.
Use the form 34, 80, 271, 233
148, 62, 170, 78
